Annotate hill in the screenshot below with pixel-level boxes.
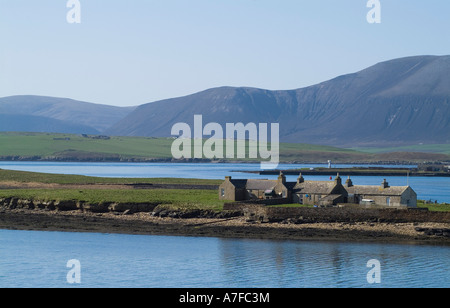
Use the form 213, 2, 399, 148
2, 55, 450, 149
106, 55, 450, 147
0, 114, 100, 135
0, 95, 135, 133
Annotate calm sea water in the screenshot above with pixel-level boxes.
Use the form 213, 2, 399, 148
0, 162, 449, 203
0, 230, 449, 288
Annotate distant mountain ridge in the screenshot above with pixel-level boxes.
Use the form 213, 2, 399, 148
2, 55, 450, 147
0, 96, 135, 134
105, 55, 450, 147
0, 114, 100, 135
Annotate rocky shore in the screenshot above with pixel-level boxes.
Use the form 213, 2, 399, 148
1, 207, 449, 245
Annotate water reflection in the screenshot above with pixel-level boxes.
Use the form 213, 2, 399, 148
1, 229, 449, 288
218, 238, 450, 288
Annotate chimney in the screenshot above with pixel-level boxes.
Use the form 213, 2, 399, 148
381, 179, 389, 189
345, 176, 353, 187
297, 173, 305, 184
278, 172, 286, 184
225, 176, 231, 181
334, 173, 342, 185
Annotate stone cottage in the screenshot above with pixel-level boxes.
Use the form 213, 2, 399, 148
219, 172, 295, 202
219, 173, 417, 208
344, 177, 417, 208
292, 173, 348, 206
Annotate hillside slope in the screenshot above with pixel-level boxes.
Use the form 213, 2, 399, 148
0, 95, 135, 133
0, 114, 100, 134
106, 55, 450, 147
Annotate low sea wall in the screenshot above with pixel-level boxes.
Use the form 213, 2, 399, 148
224, 202, 450, 224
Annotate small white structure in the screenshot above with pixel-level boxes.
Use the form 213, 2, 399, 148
361, 199, 375, 206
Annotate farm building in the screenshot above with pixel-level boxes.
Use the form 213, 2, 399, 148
219, 173, 417, 208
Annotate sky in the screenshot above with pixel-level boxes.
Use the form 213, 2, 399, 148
1, 0, 450, 107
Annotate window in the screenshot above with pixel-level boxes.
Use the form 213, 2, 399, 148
386, 197, 391, 206
282, 190, 287, 198
221, 188, 225, 197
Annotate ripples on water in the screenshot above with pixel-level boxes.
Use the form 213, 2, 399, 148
0, 230, 449, 288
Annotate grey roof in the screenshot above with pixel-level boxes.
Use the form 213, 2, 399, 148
227, 177, 413, 198
229, 178, 296, 191
294, 181, 337, 194
284, 182, 298, 190
229, 179, 248, 189
246, 179, 278, 191
346, 185, 409, 196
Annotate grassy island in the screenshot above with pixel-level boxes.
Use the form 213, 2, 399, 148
1, 168, 450, 212
0, 168, 449, 245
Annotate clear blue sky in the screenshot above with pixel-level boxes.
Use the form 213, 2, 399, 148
1, 0, 449, 107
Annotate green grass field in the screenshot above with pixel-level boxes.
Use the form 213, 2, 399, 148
0, 169, 224, 211
0, 132, 371, 163
417, 200, 450, 212
352, 144, 450, 155
1, 132, 449, 163
0, 168, 222, 185
0, 188, 225, 211
0, 168, 225, 211
0, 132, 174, 159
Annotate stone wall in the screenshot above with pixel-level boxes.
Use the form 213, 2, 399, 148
266, 207, 450, 223
223, 198, 290, 210
225, 203, 450, 224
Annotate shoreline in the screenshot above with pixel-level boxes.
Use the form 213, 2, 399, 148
0, 159, 438, 165
255, 170, 450, 178
1, 209, 449, 246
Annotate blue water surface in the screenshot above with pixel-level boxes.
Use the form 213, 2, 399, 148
0, 230, 449, 288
